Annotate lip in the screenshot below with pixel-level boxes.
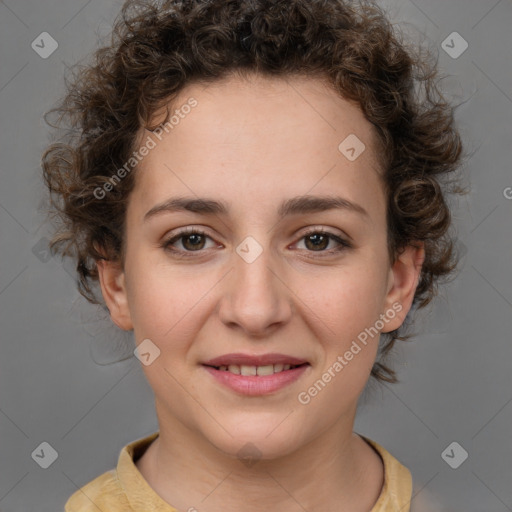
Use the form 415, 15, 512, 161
202, 353, 309, 367
203, 364, 310, 396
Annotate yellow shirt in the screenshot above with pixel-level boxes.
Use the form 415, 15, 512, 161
65, 432, 412, 511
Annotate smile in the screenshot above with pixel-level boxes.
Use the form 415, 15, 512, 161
201, 354, 311, 395
208, 363, 305, 375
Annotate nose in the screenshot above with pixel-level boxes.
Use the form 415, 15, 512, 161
217, 238, 293, 338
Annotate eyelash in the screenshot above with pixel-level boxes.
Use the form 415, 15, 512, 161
161, 227, 352, 259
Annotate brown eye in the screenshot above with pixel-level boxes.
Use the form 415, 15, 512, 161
180, 233, 206, 251
162, 228, 216, 256
295, 229, 352, 256
304, 232, 330, 251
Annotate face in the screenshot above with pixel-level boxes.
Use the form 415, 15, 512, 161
98, 72, 424, 461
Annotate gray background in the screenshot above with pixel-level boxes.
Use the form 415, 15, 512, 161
0, 0, 511, 510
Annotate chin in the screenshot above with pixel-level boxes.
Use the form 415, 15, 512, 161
202, 415, 306, 463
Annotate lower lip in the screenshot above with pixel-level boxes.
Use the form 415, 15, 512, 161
202, 364, 310, 396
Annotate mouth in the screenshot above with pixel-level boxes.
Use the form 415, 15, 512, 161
201, 353, 310, 374
201, 353, 311, 395
203, 362, 309, 376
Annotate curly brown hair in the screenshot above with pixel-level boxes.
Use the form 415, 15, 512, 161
41, 0, 467, 382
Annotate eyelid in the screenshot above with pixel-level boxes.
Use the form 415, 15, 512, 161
162, 226, 218, 247
299, 225, 350, 240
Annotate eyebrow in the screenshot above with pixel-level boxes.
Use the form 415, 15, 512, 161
143, 195, 369, 222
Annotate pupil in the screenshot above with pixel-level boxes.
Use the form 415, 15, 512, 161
184, 234, 204, 250
307, 233, 327, 251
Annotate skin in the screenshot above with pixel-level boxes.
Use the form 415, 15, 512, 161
97, 72, 425, 512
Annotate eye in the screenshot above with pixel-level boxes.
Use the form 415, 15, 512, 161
294, 228, 352, 256
161, 227, 218, 257
161, 226, 352, 258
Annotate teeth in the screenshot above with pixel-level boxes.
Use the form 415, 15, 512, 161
228, 364, 241, 375
256, 365, 274, 376
215, 363, 302, 375
240, 365, 257, 376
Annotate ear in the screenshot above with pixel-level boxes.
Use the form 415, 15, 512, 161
95, 258, 134, 331
381, 242, 425, 333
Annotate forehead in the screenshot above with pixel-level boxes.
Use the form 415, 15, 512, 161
130, 73, 385, 221
146, 72, 381, 162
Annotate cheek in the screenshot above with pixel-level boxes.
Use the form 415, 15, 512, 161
125, 254, 199, 341
298, 263, 388, 400
305, 262, 388, 338
125, 255, 227, 368
298, 271, 385, 409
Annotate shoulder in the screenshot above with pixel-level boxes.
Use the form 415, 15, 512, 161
64, 432, 160, 511
363, 438, 446, 512
359, 435, 413, 511
64, 469, 132, 511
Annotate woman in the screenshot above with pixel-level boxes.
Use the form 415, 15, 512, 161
42, 0, 464, 510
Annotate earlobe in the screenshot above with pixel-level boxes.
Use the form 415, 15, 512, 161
382, 242, 425, 333
96, 258, 134, 331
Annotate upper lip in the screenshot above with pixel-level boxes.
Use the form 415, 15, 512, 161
202, 353, 309, 367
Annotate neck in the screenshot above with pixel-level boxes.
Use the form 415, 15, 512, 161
136, 404, 384, 512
